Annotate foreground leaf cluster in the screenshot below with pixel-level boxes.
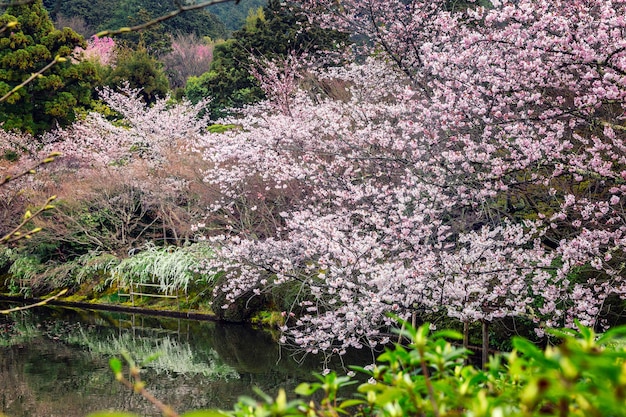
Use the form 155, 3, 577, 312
92, 320, 626, 417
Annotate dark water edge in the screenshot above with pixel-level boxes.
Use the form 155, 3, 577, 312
0, 303, 369, 417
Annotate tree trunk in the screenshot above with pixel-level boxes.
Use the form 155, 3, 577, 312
482, 319, 489, 369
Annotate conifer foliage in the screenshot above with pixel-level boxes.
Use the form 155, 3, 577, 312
0, 0, 97, 134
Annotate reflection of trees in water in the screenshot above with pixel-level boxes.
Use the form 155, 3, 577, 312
0, 310, 42, 347
0, 338, 122, 417
66, 328, 239, 379
0, 305, 362, 417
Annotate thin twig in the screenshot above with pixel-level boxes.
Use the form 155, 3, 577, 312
0, 152, 61, 186
0, 289, 68, 314
0, 56, 64, 103
116, 366, 180, 417
0, 194, 57, 244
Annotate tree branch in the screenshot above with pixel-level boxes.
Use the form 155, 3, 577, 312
94, 0, 238, 38
0, 289, 68, 314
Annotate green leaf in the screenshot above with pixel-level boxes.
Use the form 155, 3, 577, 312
597, 325, 626, 345
109, 357, 123, 374
431, 329, 463, 340
252, 386, 273, 403
87, 412, 140, 417
294, 382, 318, 396
142, 352, 161, 365
512, 337, 545, 360
339, 399, 366, 408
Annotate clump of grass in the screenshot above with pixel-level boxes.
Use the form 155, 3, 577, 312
6, 251, 123, 295
0, 246, 15, 271
75, 251, 121, 284
111, 242, 217, 294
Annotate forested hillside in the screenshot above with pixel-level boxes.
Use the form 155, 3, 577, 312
41, 0, 244, 38
203, 0, 267, 32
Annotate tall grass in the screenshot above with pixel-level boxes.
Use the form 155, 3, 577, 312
74, 251, 120, 284
111, 242, 216, 294
0, 246, 14, 271
5, 250, 121, 294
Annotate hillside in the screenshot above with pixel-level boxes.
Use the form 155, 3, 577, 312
207, 0, 266, 32
42, 0, 265, 38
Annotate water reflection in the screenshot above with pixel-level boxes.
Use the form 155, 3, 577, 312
0, 304, 354, 417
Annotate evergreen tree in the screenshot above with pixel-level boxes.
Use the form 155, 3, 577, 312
104, 47, 169, 104
0, 0, 97, 134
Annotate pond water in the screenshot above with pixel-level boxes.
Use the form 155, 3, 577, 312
0, 304, 366, 417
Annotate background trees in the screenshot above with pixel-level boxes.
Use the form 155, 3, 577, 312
185, 0, 349, 117
42, 0, 228, 39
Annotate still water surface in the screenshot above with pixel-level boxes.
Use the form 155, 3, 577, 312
0, 304, 359, 417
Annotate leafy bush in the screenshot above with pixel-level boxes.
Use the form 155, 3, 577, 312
104, 47, 169, 104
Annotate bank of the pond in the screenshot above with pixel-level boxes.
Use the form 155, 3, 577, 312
0, 293, 219, 321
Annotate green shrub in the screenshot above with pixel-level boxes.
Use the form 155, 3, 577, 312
104, 47, 169, 104
0, 0, 98, 134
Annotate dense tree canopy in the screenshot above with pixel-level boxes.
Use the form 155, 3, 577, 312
0, 0, 97, 134
104, 47, 169, 104
192, 0, 626, 353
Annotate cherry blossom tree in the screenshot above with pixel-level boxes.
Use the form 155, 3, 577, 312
195, 0, 626, 353
78, 36, 116, 66
36, 84, 209, 167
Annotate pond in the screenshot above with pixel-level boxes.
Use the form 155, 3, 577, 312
0, 303, 366, 417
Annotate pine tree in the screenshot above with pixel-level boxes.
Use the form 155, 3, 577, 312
0, 0, 97, 134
